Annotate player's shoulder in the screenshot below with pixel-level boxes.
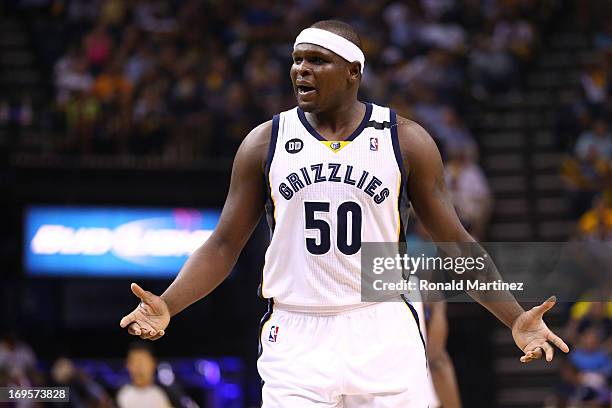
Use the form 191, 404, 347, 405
390, 113, 442, 170
235, 120, 273, 169
394, 114, 435, 147
243, 120, 273, 149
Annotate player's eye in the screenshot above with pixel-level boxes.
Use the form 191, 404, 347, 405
293, 57, 303, 64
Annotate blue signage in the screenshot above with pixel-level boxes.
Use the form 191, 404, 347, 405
24, 206, 221, 277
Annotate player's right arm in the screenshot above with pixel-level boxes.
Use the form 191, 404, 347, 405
119, 121, 272, 340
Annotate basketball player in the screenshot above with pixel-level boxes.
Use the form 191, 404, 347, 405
120, 20, 569, 407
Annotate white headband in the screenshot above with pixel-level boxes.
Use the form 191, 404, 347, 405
294, 27, 365, 74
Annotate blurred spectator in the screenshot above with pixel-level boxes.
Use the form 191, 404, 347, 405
134, 0, 178, 34
561, 126, 611, 218
547, 360, 609, 408
580, 57, 609, 111
116, 342, 173, 408
565, 300, 612, 345
0, 331, 41, 403
574, 119, 612, 162
0, 331, 37, 378
469, 34, 520, 99
576, 195, 612, 241
51, 357, 113, 408
83, 24, 114, 72
568, 328, 611, 404
492, 11, 536, 68
554, 89, 592, 152
54, 47, 93, 105
594, 20, 612, 50
92, 59, 133, 104
431, 106, 476, 156
444, 142, 492, 239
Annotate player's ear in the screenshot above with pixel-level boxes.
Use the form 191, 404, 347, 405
348, 62, 361, 83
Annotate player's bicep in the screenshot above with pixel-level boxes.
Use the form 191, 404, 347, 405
211, 123, 270, 251
400, 123, 468, 242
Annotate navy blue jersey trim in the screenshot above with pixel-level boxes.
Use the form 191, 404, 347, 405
297, 102, 373, 142
259, 116, 279, 299
390, 109, 410, 243
264, 115, 280, 182
390, 109, 407, 186
258, 298, 274, 357
263, 115, 280, 236
401, 295, 427, 357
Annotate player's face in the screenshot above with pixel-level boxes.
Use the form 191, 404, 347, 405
290, 44, 352, 112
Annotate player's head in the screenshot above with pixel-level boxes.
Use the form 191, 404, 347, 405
291, 20, 363, 113
126, 342, 157, 387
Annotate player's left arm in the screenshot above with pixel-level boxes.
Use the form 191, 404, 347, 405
397, 117, 569, 362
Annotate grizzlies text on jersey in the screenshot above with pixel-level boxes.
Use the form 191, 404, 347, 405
261, 103, 410, 309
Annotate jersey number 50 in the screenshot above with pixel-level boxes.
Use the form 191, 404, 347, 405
304, 201, 362, 256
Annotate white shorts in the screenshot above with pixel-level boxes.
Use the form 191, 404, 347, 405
258, 300, 430, 408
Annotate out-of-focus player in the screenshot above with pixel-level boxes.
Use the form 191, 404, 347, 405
418, 301, 462, 408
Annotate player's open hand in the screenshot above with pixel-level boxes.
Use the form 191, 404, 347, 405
120, 283, 170, 341
512, 296, 570, 363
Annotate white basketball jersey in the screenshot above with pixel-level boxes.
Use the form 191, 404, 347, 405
260, 102, 410, 309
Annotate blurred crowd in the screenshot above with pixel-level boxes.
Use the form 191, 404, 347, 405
546, 299, 612, 407
548, 9, 612, 406
0, 332, 201, 408
5, 0, 564, 238
3, 0, 555, 166
558, 19, 612, 241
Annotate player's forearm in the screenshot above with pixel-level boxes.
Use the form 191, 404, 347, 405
429, 352, 462, 408
431, 239, 525, 329
160, 235, 240, 316
462, 246, 524, 328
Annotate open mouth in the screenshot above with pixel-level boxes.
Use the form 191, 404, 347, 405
297, 85, 316, 95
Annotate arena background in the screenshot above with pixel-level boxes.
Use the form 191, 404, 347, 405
1, 0, 611, 407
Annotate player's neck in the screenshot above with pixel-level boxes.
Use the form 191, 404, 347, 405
306, 100, 365, 140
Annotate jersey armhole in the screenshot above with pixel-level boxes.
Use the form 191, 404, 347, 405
263, 114, 280, 232
389, 109, 408, 181
390, 109, 411, 242
264, 114, 280, 179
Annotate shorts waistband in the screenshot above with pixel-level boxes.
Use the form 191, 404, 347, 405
274, 295, 401, 316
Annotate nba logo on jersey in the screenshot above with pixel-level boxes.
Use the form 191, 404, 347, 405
268, 326, 279, 342
370, 137, 378, 151
330, 142, 341, 151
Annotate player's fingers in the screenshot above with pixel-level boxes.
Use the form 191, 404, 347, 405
149, 330, 165, 341
521, 346, 542, 363
127, 322, 142, 336
541, 342, 555, 362
120, 313, 135, 328
131, 283, 153, 303
138, 323, 156, 340
520, 354, 536, 363
533, 296, 556, 316
547, 331, 570, 353
525, 347, 543, 360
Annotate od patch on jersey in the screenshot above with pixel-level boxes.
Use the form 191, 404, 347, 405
285, 138, 303, 154
321, 140, 350, 153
